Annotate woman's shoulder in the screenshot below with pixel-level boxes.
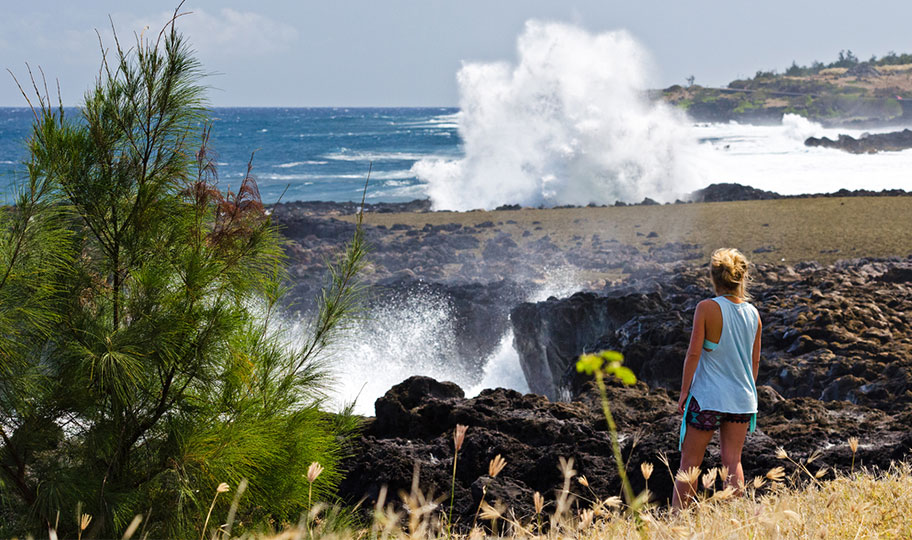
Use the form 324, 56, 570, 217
695, 298, 723, 317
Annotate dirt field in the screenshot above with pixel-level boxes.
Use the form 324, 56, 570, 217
345, 196, 912, 267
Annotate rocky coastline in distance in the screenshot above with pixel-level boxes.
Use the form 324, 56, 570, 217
805, 128, 912, 154
268, 185, 912, 521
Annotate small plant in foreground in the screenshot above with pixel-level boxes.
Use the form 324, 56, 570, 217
849, 436, 859, 473
308, 462, 325, 508
447, 424, 468, 538
473, 454, 507, 527
576, 351, 640, 509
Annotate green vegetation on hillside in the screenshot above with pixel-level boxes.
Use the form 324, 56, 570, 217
664, 51, 912, 123
0, 12, 365, 539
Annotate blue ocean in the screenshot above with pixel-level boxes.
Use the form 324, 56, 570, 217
3, 106, 910, 208
0, 107, 461, 204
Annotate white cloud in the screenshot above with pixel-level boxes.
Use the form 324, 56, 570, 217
132, 7, 299, 58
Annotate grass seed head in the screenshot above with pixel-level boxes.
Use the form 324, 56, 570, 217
848, 436, 859, 453
676, 466, 701, 485
711, 486, 736, 501
702, 467, 718, 490
578, 508, 595, 529
479, 501, 503, 521
640, 461, 654, 481
776, 447, 789, 460
807, 449, 822, 464
533, 491, 544, 515
488, 454, 507, 478
307, 462, 325, 483
766, 466, 786, 483
720, 465, 730, 483
217, 482, 230, 494
577, 475, 589, 488
753, 476, 766, 489
454, 424, 468, 452
815, 467, 828, 479
79, 514, 92, 532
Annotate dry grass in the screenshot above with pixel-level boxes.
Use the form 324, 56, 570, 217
817, 68, 849, 77
346, 196, 912, 270
818, 67, 849, 76
876, 64, 912, 74
246, 463, 912, 540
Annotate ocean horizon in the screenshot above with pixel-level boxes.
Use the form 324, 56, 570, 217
2, 106, 911, 207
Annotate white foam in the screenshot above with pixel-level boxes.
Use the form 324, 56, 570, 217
323, 269, 581, 415
467, 330, 529, 397
691, 118, 912, 194
325, 290, 467, 415
275, 160, 328, 168
413, 21, 703, 210
324, 149, 455, 162
257, 170, 414, 182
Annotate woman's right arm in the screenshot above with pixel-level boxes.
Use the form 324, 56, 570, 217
678, 301, 707, 414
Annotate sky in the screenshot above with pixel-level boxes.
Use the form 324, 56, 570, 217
2, 1, 912, 107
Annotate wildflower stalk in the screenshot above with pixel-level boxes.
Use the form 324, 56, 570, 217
307, 462, 325, 510
447, 424, 468, 539
577, 351, 647, 538
200, 483, 229, 540
577, 352, 637, 506
849, 437, 859, 474
594, 368, 636, 505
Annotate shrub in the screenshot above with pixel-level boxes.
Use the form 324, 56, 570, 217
0, 10, 365, 538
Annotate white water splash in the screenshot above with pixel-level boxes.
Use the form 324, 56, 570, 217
322, 268, 581, 415
325, 290, 466, 415
466, 330, 528, 397
412, 20, 703, 210
693, 116, 912, 194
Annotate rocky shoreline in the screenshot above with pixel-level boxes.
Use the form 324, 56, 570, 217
337, 257, 912, 524
268, 186, 912, 523
805, 129, 912, 154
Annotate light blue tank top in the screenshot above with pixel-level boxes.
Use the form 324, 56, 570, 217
688, 296, 759, 414
678, 296, 759, 449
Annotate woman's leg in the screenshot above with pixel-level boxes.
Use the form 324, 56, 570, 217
719, 421, 749, 493
671, 427, 714, 510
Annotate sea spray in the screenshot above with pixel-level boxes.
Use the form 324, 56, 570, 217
326, 289, 464, 415
412, 20, 703, 210
320, 267, 582, 415
466, 268, 581, 397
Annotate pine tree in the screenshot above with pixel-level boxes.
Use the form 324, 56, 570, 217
0, 11, 365, 538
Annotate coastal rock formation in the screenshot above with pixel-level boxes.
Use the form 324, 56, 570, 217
510, 291, 684, 400
274, 194, 912, 524
338, 374, 912, 526
688, 183, 782, 202
337, 256, 912, 524
511, 257, 912, 410
805, 129, 912, 154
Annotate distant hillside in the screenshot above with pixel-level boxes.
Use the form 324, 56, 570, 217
663, 51, 912, 125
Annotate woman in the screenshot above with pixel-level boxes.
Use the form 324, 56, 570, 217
672, 248, 762, 510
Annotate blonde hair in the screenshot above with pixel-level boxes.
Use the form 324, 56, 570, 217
710, 248, 750, 299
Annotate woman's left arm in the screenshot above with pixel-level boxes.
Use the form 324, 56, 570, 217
678, 301, 707, 414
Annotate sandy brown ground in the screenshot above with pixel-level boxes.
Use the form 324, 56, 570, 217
344, 196, 912, 268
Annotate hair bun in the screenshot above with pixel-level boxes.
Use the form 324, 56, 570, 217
710, 248, 750, 295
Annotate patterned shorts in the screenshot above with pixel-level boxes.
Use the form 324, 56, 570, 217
686, 397, 753, 431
